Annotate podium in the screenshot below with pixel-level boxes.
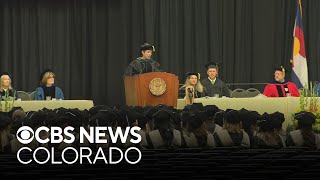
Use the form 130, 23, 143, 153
124, 72, 179, 107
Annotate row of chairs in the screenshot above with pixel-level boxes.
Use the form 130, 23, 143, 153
16, 91, 36, 101
230, 88, 261, 98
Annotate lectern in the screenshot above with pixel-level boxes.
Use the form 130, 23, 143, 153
124, 72, 179, 107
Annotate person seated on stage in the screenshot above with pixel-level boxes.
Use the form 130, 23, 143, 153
201, 62, 230, 97
35, 69, 64, 100
124, 43, 163, 76
286, 111, 320, 150
252, 113, 286, 149
214, 109, 250, 147
314, 82, 320, 96
263, 66, 300, 97
182, 111, 215, 148
179, 72, 207, 98
0, 72, 18, 100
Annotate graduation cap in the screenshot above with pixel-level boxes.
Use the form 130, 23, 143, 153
152, 109, 172, 130
140, 43, 155, 52
119, 108, 139, 127
0, 71, 12, 79
183, 103, 204, 112
88, 105, 112, 116
225, 109, 240, 124
186, 72, 201, 80
271, 111, 285, 129
294, 111, 316, 126
203, 105, 219, 117
213, 110, 225, 126
187, 111, 206, 129
204, 62, 220, 70
274, 65, 285, 74
257, 119, 274, 131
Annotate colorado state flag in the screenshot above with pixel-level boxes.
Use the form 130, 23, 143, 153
291, 0, 308, 89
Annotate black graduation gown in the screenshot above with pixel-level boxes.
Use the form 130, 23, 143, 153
124, 57, 163, 76
201, 78, 230, 97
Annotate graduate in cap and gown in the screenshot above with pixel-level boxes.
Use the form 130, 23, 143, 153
124, 43, 163, 76
35, 69, 64, 100
214, 109, 250, 147
179, 72, 207, 98
201, 62, 230, 97
0, 72, 18, 100
286, 111, 320, 150
263, 66, 300, 97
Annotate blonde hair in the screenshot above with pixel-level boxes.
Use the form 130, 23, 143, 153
185, 75, 204, 93
41, 72, 55, 85
0, 75, 12, 91
223, 122, 242, 134
256, 132, 282, 146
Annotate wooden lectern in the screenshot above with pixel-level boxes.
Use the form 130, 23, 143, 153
124, 72, 179, 107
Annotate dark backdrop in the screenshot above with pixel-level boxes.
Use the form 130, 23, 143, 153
0, 0, 319, 106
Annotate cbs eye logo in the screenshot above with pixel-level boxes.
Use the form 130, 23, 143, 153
16, 126, 34, 144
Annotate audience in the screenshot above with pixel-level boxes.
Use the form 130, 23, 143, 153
0, 102, 319, 153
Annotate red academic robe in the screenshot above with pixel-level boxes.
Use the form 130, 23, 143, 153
263, 82, 300, 97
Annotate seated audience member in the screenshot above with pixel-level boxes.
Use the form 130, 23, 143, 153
0, 72, 17, 100
263, 66, 300, 97
253, 113, 286, 149
239, 108, 260, 144
0, 114, 13, 152
146, 109, 182, 149
8, 107, 26, 121
272, 111, 286, 141
287, 111, 320, 150
35, 69, 64, 100
118, 108, 148, 149
201, 62, 230, 97
203, 105, 222, 134
179, 72, 207, 98
182, 111, 215, 148
214, 109, 250, 147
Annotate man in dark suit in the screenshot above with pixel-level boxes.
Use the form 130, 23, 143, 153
201, 62, 230, 97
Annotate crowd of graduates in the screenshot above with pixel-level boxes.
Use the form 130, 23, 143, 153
0, 103, 319, 153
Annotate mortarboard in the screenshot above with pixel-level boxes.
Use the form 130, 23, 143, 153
140, 43, 155, 52
225, 109, 240, 124
186, 72, 201, 80
204, 62, 220, 70
274, 66, 285, 74
294, 111, 316, 126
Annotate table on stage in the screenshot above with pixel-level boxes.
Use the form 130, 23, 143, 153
177, 97, 308, 130
1, 100, 94, 112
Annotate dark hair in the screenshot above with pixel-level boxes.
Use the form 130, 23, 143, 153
299, 125, 316, 149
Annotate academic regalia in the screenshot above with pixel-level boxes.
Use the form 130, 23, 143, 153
214, 130, 250, 147
0, 89, 17, 100
178, 85, 207, 98
286, 111, 320, 149
252, 135, 285, 149
263, 81, 300, 97
201, 77, 230, 97
124, 57, 163, 76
